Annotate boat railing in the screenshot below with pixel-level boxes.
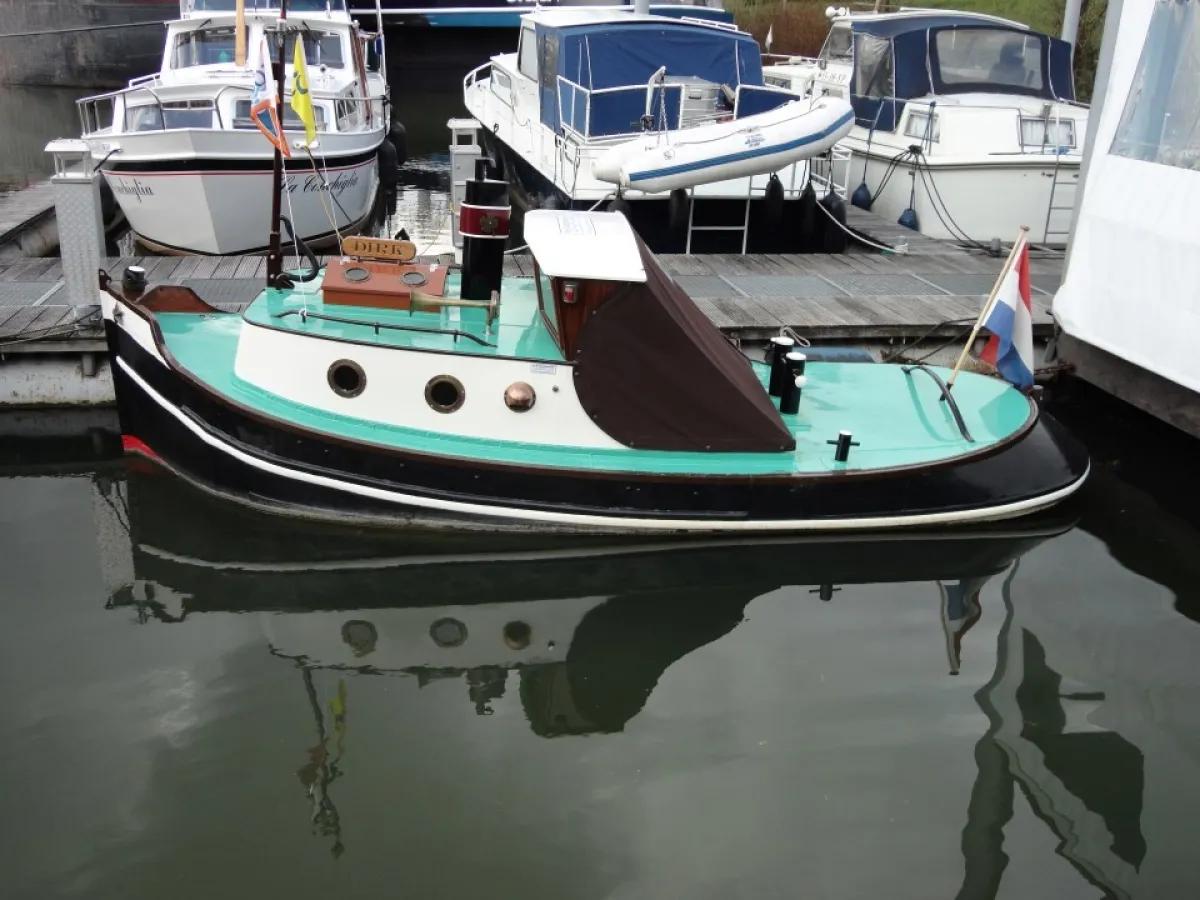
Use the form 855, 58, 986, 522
78, 82, 380, 138
557, 76, 695, 142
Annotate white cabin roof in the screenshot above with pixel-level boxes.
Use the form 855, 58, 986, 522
832, 7, 1027, 30
523, 211, 646, 283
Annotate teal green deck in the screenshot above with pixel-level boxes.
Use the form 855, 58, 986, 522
154, 272, 1034, 477
250, 273, 565, 363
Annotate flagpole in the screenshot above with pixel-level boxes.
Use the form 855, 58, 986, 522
946, 225, 1029, 389
266, 0, 290, 289
235, 0, 246, 67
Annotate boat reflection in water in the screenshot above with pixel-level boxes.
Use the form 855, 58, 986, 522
95, 468, 1145, 895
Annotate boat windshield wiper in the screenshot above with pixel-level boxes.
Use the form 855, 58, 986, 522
901, 364, 974, 443
272, 308, 496, 348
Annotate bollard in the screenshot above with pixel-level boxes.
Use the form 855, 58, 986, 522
46, 139, 106, 306
780, 352, 807, 415
767, 336, 795, 397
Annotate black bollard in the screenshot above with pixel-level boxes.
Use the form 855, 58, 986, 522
767, 336, 795, 397
827, 430, 861, 463
460, 157, 510, 302
779, 352, 807, 415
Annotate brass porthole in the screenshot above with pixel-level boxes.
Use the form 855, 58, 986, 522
328, 359, 366, 398
425, 374, 465, 413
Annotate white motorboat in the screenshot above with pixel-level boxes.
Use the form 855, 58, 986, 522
463, 8, 857, 254
77, 0, 396, 255
762, 7, 1089, 247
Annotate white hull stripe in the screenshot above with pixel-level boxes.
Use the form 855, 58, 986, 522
119, 357, 1089, 533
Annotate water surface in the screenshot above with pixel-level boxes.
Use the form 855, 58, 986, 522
2, 388, 1199, 900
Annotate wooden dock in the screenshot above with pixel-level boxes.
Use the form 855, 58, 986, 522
0, 207, 1064, 405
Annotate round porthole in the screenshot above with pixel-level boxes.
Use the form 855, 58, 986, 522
402, 271, 427, 286
425, 375, 465, 413
341, 620, 378, 657
503, 621, 532, 650
430, 617, 467, 648
328, 359, 366, 398
344, 266, 371, 283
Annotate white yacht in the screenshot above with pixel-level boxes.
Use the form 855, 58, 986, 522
762, 7, 1089, 246
77, 0, 392, 255
463, 8, 856, 254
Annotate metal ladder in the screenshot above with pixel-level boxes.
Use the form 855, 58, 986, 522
1042, 147, 1077, 247
684, 180, 755, 255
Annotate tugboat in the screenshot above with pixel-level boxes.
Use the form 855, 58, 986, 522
97, 141, 1089, 532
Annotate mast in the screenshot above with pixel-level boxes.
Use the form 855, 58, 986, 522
266, 0, 290, 288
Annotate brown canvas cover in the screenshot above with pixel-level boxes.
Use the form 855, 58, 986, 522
573, 237, 796, 453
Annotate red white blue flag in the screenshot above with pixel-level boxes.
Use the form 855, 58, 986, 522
981, 238, 1034, 388
249, 36, 290, 158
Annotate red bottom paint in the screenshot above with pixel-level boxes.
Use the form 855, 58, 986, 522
122, 435, 159, 459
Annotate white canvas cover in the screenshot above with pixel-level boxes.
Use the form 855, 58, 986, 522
1053, 0, 1200, 394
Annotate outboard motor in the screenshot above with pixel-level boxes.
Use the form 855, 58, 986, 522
459, 158, 510, 302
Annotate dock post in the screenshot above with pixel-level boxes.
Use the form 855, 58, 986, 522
448, 118, 482, 252
45, 139, 106, 306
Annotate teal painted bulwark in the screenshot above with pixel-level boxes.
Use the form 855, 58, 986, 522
153, 272, 1035, 478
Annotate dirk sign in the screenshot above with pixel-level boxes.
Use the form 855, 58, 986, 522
343, 236, 417, 261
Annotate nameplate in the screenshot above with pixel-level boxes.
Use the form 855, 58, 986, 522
342, 236, 417, 262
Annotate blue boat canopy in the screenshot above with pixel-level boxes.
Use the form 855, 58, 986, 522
523, 17, 764, 135
843, 13, 1077, 131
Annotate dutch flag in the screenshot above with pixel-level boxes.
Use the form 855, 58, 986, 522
980, 238, 1034, 389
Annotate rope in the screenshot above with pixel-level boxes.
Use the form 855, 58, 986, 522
303, 145, 346, 255
812, 195, 907, 254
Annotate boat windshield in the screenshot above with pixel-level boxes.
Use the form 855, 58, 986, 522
934, 27, 1043, 92
171, 26, 245, 68
284, 31, 345, 68
819, 24, 853, 65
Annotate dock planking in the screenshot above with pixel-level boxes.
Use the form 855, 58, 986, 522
0, 208, 1063, 347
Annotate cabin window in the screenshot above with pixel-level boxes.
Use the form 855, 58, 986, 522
852, 34, 893, 99
1111, 0, 1200, 170
518, 26, 538, 81
819, 24, 853, 67
283, 32, 345, 69
171, 26, 245, 68
539, 34, 559, 89
233, 100, 327, 130
904, 109, 940, 142
935, 29, 1043, 92
125, 100, 215, 131
1019, 116, 1075, 150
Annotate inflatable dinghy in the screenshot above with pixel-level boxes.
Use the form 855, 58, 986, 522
592, 97, 855, 194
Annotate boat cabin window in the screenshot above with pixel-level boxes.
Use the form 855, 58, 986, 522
233, 100, 327, 130
518, 25, 538, 81
284, 31, 345, 69
171, 26, 246, 68
853, 33, 893, 99
819, 24, 853, 67
935, 28, 1043, 92
126, 100, 215, 131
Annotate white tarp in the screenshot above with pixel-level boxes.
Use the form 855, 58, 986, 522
1053, 0, 1200, 395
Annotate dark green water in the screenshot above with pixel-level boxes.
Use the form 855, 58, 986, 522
1, 387, 1199, 900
